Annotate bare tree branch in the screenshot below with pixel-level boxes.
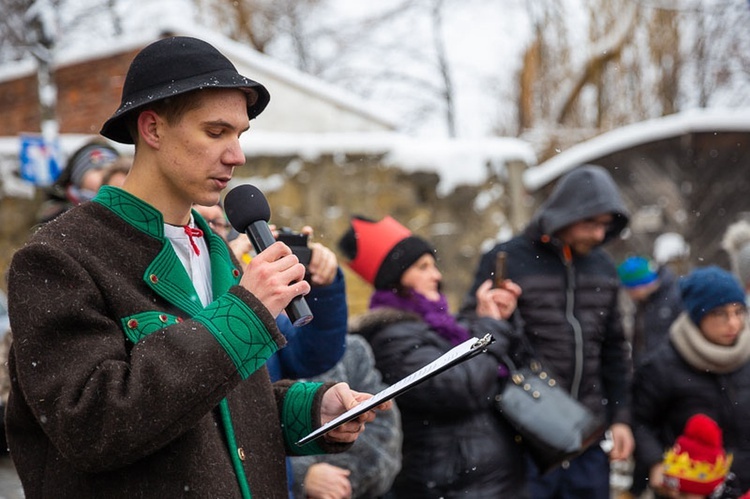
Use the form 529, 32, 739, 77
553, 1, 637, 124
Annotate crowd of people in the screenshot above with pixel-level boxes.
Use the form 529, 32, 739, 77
2, 35, 750, 499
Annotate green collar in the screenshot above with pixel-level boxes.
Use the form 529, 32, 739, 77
93, 185, 166, 238
94, 186, 222, 242
93, 186, 241, 316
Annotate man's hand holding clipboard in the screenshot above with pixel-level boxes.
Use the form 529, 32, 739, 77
315, 382, 394, 444
297, 334, 495, 446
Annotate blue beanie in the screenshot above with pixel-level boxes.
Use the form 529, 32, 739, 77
679, 266, 746, 326
618, 256, 658, 288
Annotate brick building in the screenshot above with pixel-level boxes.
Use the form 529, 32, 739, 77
0, 49, 135, 137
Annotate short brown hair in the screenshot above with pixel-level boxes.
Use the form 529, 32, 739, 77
126, 89, 208, 144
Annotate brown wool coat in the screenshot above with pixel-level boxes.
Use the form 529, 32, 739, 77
5, 187, 342, 498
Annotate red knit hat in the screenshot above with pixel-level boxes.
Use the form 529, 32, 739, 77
338, 216, 434, 290
662, 414, 733, 495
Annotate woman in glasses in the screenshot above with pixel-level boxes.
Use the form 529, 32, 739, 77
632, 265, 750, 498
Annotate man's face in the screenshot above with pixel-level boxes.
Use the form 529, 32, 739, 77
556, 213, 613, 256
155, 88, 249, 210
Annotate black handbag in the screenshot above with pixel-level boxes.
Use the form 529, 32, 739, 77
495, 343, 606, 475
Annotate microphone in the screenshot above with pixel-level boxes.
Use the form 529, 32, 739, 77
224, 184, 314, 327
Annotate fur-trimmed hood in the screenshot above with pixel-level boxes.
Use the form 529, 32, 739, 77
348, 307, 422, 342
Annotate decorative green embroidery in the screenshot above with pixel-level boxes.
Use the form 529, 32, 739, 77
208, 233, 240, 295
194, 293, 277, 379
144, 245, 204, 317
121, 311, 182, 344
94, 186, 164, 237
282, 382, 326, 456
192, 209, 241, 295
96, 188, 242, 318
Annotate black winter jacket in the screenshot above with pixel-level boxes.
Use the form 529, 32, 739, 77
352, 309, 528, 499
628, 266, 683, 366
632, 315, 750, 492
462, 165, 632, 426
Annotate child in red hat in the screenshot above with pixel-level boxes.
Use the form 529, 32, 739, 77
660, 414, 733, 498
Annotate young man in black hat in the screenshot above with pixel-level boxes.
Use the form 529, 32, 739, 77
5, 36, 387, 498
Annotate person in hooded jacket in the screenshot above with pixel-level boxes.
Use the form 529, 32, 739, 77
338, 215, 528, 498
461, 164, 635, 499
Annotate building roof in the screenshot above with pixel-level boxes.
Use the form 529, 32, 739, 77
0, 21, 399, 133
524, 107, 750, 191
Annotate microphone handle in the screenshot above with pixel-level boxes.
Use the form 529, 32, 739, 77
246, 223, 314, 327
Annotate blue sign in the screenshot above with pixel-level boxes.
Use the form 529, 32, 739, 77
19, 133, 62, 186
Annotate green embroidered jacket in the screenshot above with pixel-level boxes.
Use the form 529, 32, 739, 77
5, 186, 344, 498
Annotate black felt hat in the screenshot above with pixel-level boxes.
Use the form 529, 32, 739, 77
100, 36, 270, 144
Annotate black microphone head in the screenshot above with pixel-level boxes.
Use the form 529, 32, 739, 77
224, 184, 271, 232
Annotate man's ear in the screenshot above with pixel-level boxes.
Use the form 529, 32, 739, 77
137, 110, 162, 149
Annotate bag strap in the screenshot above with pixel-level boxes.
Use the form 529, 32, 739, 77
501, 353, 518, 373
505, 311, 550, 377
508, 310, 539, 362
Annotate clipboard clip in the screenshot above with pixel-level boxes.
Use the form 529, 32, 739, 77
472, 333, 494, 350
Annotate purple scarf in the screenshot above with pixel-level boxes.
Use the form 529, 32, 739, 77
369, 289, 471, 346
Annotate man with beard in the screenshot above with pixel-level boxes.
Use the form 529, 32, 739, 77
461, 164, 635, 499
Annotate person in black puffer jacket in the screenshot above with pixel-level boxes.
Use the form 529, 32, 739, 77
339, 215, 528, 498
633, 266, 750, 498
461, 164, 634, 499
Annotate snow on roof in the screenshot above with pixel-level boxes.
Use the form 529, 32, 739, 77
241, 131, 536, 195
0, 32, 152, 83
0, 58, 37, 83
0, 131, 535, 197
524, 107, 750, 192
0, 19, 398, 130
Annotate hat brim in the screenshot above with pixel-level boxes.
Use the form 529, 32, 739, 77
100, 69, 270, 144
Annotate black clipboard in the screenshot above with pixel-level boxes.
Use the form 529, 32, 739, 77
296, 333, 495, 446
